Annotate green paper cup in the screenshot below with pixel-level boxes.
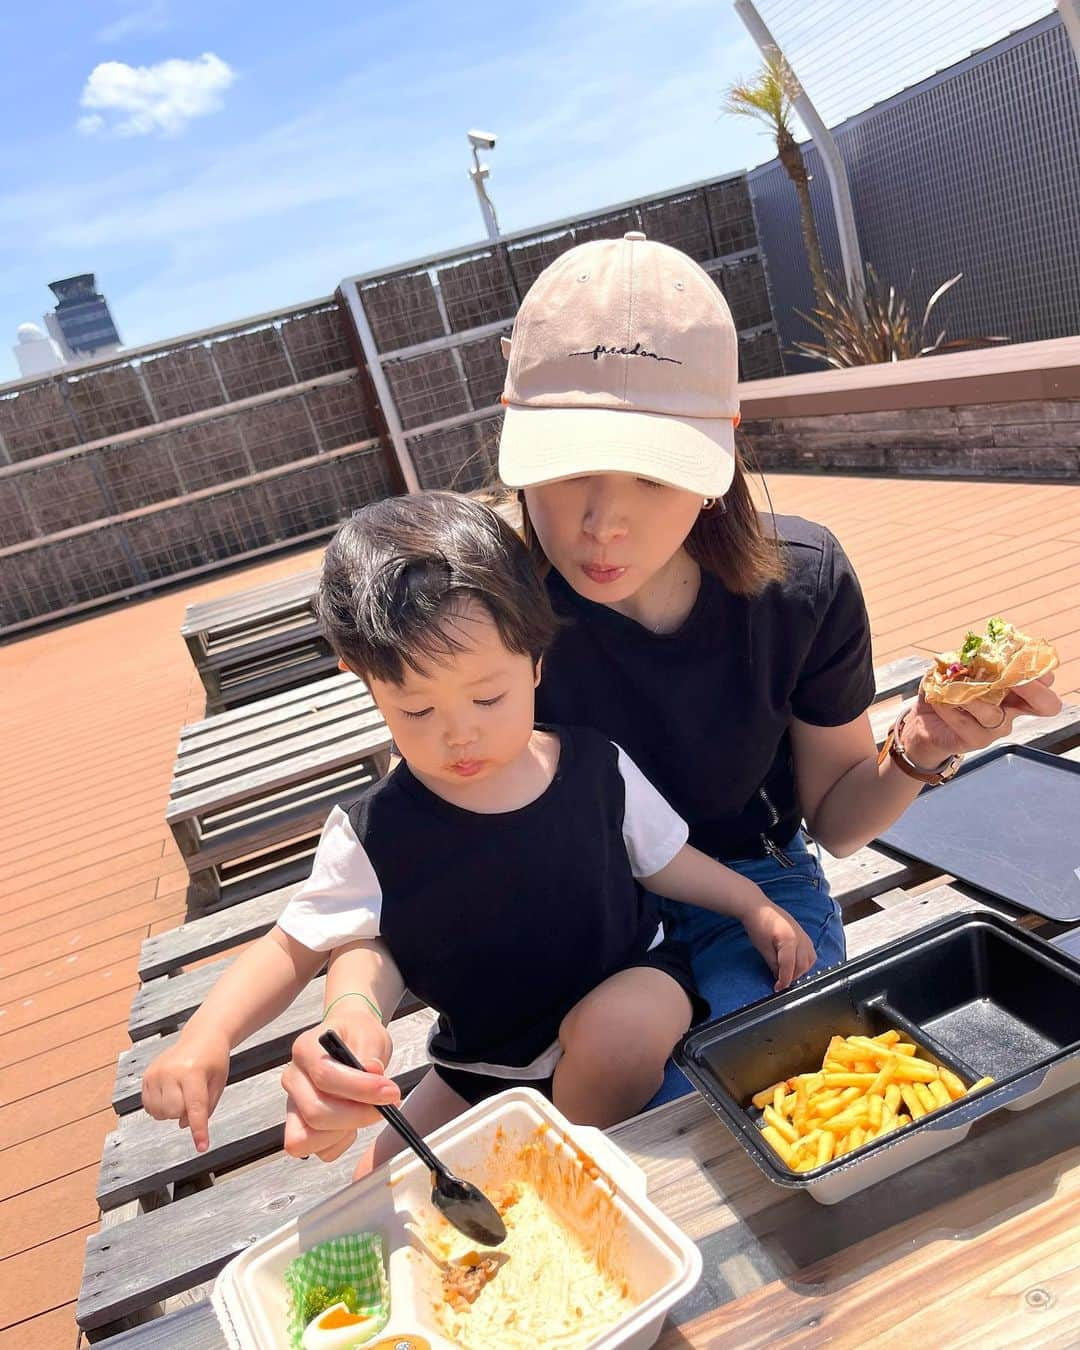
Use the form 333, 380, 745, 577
284, 1232, 390, 1349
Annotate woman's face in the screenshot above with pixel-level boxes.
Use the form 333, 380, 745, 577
525, 473, 703, 603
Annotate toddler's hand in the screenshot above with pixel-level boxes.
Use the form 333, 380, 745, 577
743, 900, 817, 992
281, 1013, 398, 1163
142, 1029, 231, 1152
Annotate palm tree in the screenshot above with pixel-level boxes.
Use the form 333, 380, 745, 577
723, 51, 830, 312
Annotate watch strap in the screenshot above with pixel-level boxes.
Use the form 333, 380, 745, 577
879, 711, 963, 786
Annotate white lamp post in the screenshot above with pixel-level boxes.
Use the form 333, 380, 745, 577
467, 130, 500, 241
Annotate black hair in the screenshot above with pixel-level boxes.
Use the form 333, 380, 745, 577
317, 490, 559, 685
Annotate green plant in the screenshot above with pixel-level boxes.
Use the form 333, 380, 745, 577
790, 264, 1009, 368
723, 51, 829, 312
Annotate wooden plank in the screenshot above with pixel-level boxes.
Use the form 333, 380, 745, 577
88, 1300, 225, 1349
620, 1089, 1080, 1349
206, 604, 319, 651
871, 653, 927, 701
130, 935, 422, 1040
193, 843, 319, 912
80, 881, 1016, 1333
204, 597, 317, 651
99, 1008, 436, 1210
173, 695, 379, 782
213, 643, 333, 692
116, 968, 420, 1112
138, 882, 299, 980
822, 844, 936, 909
842, 883, 993, 955
211, 653, 339, 713
114, 979, 331, 1113
181, 570, 320, 637
129, 958, 288, 1042
178, 671, 355, 738
209, 612, 321, 658
83, 1197, 166, 1344
167, 721, 390, 824
174, 773, 378, 877
176, 675, 360, 753
190, 571, 319, 632
77, 1142, 370, 1332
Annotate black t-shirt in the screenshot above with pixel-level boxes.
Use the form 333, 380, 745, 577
278, 725, 689, 1072
535, 515, 876, 861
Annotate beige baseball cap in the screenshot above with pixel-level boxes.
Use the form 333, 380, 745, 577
498, 230, 740, 497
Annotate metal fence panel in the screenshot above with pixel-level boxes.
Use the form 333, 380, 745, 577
0, 382, 80, 461
436, 252, 518, 333
386, 350, 472, 430
66, 366, 154, 441
0, 478, 34, 548
238, 395, 319, 472
1, 175, 772, 634
360, 271, 445, 353
18, 456, 110, 535
280, 304, 354, 381
124, 502, 211, 581
306, 377, 378, 448
335, 445, 395, 515
140, 346, 225, 421
164, 417, 251, 492
96, 437, 183, 514
641, 191, 715, 263
211, 327, 295, 401
459, 332, 509, 411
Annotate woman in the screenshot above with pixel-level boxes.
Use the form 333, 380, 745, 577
281, 231, 1059, 1154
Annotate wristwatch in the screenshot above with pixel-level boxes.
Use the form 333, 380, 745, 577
878, 709, 963, 786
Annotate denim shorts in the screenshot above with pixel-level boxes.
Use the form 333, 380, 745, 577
647, 831, 845, 1108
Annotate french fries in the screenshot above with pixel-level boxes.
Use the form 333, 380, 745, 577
749, 1029, 993, 1171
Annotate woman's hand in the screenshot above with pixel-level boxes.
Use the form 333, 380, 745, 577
742, 900, 817, 992
142, 1028, 231, 1153
902, 673, 1060, 769
280, 1013, 399, 1163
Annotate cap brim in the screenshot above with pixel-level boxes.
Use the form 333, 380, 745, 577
498, 404, 736, 497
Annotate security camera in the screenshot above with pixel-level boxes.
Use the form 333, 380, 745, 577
468, 130, 497, 151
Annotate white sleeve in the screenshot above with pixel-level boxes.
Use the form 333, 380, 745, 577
615, 743, 690, 878
276, 806, 383, 952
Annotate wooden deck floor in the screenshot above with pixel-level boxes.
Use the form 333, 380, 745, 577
0, 472, 1077, 1348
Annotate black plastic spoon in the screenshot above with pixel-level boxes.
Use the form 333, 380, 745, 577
318, 1028, 507, 1247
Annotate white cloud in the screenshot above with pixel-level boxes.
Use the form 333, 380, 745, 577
76, 52, 236, 137
96, 1, 171, 45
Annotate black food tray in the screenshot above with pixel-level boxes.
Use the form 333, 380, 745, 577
876, 744, 1080, 921
675, 912, 1080, 1203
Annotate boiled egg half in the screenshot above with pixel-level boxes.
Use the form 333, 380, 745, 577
301, 1301, 379, 1350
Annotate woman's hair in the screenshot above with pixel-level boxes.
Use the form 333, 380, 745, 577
516, 436, 785, 595
317, 490, 559, 684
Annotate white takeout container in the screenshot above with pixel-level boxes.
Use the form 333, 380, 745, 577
211, 1087, 702, 1350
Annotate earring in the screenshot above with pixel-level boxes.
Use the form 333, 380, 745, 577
702, 497, 717, 511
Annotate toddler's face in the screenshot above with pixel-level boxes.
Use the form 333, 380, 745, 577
367, 598, 539, 791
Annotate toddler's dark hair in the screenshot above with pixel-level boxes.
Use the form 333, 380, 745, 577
317, 491, 559, 685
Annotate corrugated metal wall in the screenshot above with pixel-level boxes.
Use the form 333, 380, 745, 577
749, 13, 1080, 371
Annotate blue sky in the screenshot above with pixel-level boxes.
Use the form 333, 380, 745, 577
0, 0, 1053, 383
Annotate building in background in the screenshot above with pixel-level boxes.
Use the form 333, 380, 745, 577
11, 322, 65, 378
45, 274, 122, 361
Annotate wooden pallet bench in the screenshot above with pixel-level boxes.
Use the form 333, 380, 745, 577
77, 655, 1079, 1343
165, 673, 392, 906
80, 862, 1080, 1344
181, 569, 329, 714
